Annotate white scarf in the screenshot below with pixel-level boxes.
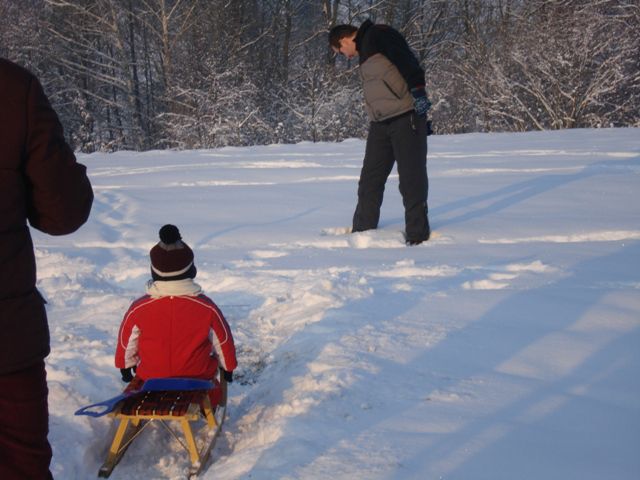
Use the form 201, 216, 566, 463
145, 278, 203, 298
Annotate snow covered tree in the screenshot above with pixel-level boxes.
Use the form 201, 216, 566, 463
449, 0, 640, 131
41, 0, 154, 150
1, 0, 637, 149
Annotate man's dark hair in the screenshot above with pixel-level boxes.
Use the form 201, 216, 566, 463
329, 24, 358, 49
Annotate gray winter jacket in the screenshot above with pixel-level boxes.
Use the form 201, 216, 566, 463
359, 53, 415, 122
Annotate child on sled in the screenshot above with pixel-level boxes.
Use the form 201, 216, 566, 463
114, 224, 237, 407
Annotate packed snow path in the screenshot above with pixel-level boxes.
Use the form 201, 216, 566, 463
33, 128, 640, 479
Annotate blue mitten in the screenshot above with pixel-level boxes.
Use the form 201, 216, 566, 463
410, 87, 432, 117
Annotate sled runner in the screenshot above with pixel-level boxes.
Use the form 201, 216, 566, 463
76, 376, 227, 478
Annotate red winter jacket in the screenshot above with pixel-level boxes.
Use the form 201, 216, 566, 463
115, 282, 237, 380
0, 58, 93, 375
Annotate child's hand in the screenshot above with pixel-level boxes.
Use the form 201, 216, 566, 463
220, 369, 233, 383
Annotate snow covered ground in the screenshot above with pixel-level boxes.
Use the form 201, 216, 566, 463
33, 128, 640, 479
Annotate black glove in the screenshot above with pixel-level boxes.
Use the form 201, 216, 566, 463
120, 367, 135, 383
220, 369, 233, 383
410, 87, 432, 117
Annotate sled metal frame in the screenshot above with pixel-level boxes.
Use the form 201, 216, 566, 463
98, 378, 227, 478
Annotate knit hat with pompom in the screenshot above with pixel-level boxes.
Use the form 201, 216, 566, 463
149, 225, 196, 281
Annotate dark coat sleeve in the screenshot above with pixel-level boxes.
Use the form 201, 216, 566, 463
23, 74, 93, 235
371, 25, 425, 91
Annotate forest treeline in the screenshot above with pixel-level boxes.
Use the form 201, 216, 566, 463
1, 0, 638, 151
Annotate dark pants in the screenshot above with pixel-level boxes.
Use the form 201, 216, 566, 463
0, 361, 53, 480
352, 112, 429, 241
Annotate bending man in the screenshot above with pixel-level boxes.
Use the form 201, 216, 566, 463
330, 21, 431, 245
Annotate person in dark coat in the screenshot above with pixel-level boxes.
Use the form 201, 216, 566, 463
0, 58, 93, 479
329, 21, 431, 245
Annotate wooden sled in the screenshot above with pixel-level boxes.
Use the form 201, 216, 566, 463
96, 376, 227, 478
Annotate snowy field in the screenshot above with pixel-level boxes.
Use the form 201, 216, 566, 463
33, 128, 640, 479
